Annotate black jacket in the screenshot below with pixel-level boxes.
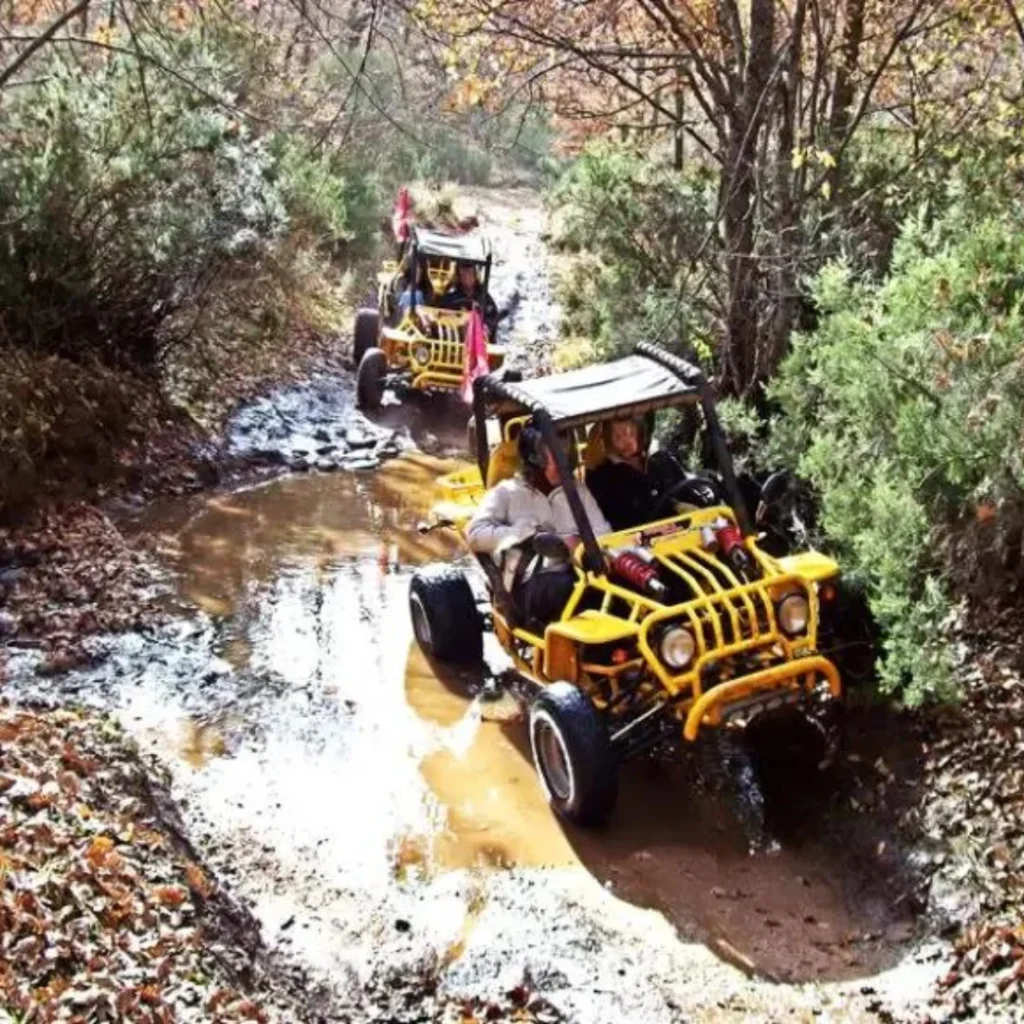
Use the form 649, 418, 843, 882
585, 458, 657, 532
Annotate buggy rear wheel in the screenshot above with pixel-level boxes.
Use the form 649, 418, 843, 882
529, 683, 618, 826
356, 347, 387, 410
353, 308, 380, 364
409, 565, 483, 664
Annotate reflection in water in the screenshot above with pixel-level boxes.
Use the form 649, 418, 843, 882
172, 453, 461, 624
139, 451, 914, 986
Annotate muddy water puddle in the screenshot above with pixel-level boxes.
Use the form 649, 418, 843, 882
115, 451, 918, 1002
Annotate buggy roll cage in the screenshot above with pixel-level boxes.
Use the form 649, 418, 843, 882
405, 226, 493, 319
470, 342, 753, 576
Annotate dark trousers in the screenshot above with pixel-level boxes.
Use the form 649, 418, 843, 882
519, 568, 576, 627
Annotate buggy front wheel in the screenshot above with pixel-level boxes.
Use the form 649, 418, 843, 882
356, 347, 387, 410
353, 308, 380, 364
529, 683, 618, 826
409, 566, 483, 664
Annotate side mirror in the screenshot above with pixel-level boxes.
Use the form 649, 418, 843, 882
532, 532, 571, 562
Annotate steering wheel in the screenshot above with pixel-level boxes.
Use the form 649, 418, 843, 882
652, 473, 725, 520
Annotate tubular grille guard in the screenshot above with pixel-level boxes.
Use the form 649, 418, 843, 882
635, 570, 819, 696
404, 327, 465, 372
657, 549, 785, 649
431, 328, 466, 371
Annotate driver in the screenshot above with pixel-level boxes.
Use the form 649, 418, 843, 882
467, 421, 610, 625
440, 261, 499, 337
586, 417, 717, 531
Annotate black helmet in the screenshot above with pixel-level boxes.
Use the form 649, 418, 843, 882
517, 421, 549, 473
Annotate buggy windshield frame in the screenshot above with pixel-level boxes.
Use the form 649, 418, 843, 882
407, 226, 493, 314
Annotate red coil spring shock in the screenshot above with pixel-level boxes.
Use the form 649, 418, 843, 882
713, 520, 744, 556
711, 519, 758, 582
610, 549, 667, 598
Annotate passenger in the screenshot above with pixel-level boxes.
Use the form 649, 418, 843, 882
440, 261, 499, 337
467, 422, 610, 626
585, 418, 658, 532
397, 260, 431, 312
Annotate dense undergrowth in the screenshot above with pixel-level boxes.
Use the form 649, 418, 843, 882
0, 7, 546, 521
771, 213, 1024, 704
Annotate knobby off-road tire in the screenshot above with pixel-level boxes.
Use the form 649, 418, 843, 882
529, 682, 618, 826
353, 308, 380, 365
356, 347, 387, 411
409, 565, 483, 664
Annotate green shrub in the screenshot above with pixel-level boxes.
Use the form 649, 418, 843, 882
268, 137, 381, 256
0, 40, 285, 365
0, 23, 385, 369
0, 19, 387, 510
548, 140, 718, 362
770, 214, 1024, 704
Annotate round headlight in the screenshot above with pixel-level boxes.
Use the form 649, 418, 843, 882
777, 593, 809, 636
413, 344, 431, 365
659, 625, 696, 671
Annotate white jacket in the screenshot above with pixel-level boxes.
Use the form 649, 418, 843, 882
467, 475, 611, 588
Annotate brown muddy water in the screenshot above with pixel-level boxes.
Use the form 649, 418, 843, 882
109, 452, 936, 1020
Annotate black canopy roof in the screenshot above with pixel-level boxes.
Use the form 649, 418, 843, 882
411, 226, 491, 264
479, 344, 704, 429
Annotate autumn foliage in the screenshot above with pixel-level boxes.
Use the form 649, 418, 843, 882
416, 0, 1024, 394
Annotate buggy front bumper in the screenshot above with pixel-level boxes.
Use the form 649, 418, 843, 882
682, 654, 840, 741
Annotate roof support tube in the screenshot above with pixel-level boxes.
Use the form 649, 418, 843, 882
410, 242, 418, 318
472, 375, 492, 481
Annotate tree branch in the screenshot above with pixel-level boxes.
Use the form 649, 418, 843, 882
1003, 0, 1024, 59
0, 0, 90, 90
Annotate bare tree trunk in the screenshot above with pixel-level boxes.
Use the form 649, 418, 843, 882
764, 0, 808, 378
721, 0, 774, 396
301, 0, 313, 71
826, 0, 866, 193
674, 76, 684, 170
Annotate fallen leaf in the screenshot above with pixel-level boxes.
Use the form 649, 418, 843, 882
153, 885, 188, 907
87, 836, 115, 868
185, 862, 214, 898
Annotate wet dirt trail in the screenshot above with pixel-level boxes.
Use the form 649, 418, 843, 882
4, 191, 939, 1021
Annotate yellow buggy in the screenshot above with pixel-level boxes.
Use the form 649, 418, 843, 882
353, 226, 506, 410
409, 343, 845, 832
